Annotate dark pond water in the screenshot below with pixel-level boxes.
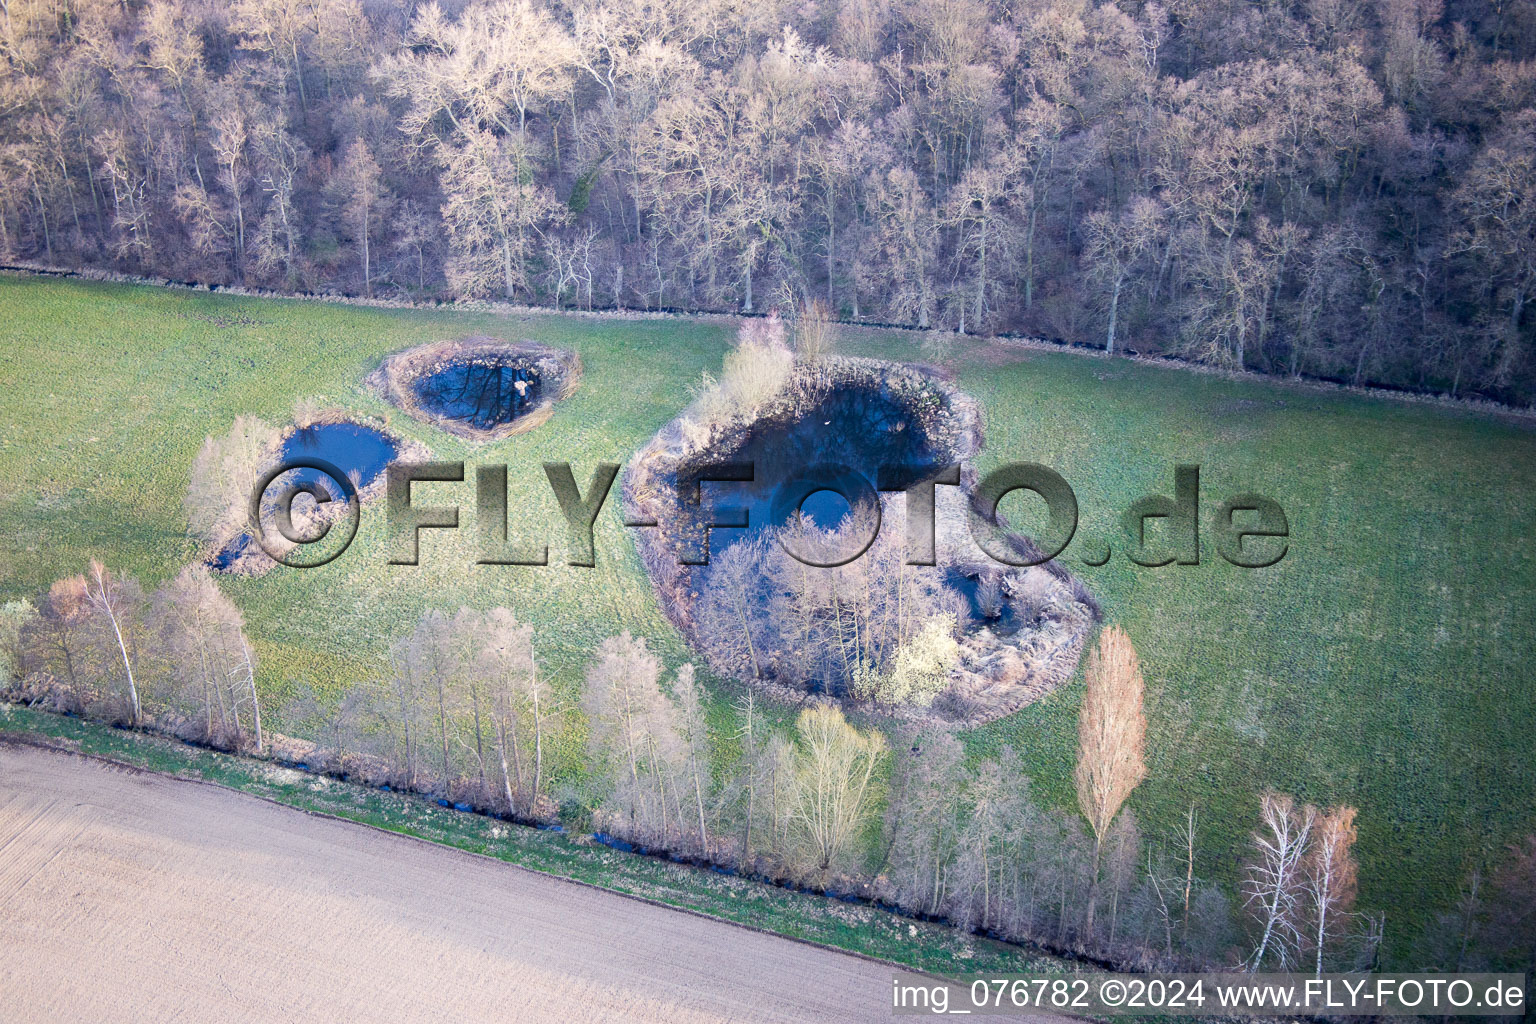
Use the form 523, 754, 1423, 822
698, 383, 944, 545
207, 422, 397, 572
412, 361, 543, 429
208, 533, 252, 571
280, 422, 398, 490
946, 569, 1028, 637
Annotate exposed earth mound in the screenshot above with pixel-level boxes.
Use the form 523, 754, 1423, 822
368, 337, 581, 441
623, 339, 1098, 725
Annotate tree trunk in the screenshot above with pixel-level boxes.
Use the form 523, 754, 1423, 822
508, 714, 526, 811
742, 781, 754, 868
495, 713, 517, 814
530, 675, 544, 808
1106, 274, 1122, 355
361, 200, 371, 297
241, 637, 261, 751
692, 752, 708, 855
1084, 835, 1102, 945
438, 680, 452, 794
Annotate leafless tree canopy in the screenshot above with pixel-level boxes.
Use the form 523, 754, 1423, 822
0, 0, 1533, 400
184, 414, 280, 549
582, 631, 705, 851
152, 565, 261, 749
14, 560, 264, 746
1244, 790, 1318, 970
781, 704, 888, 880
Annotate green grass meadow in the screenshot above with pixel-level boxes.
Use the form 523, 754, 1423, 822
2, 274, 1533, 962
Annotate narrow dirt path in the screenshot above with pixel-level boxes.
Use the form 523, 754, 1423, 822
0, 744, 909, 1023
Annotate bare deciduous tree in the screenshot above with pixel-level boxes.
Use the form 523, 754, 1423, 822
1304, 804, 1359, 975
20, 576, 95, 708
671, 663, 711, 856
583, 632, 689, 846
1084, 197, 1162, 355
1244, 791, 1317, 971
886, 729, 967, 916
82, 560, 145, 726
185, 416, 280, 549
475, 607, 552, 816
152, 565, 259, 749
327, 138, 392, 296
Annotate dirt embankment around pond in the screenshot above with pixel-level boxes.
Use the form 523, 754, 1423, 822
0, 743, 916, 1024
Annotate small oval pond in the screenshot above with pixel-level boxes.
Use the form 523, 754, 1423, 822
207, 421, 399, 573
411, 361, 543, 431
368, 338, 581, 442
280, 421, 398, 490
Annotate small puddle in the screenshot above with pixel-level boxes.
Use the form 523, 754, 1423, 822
208, 533, 252, 571
411, 361, 544, 430
945, 569, 1028, 637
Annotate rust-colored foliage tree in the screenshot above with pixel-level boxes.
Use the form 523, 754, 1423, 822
1075, 624, 1147, 944
1486, 835, 1536, 996
21, 576, 95, 707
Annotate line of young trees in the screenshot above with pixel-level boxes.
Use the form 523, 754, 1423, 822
2, 0, 1534, 403
3, 570, 1532, 976
4, 560, 263, 750
280, 606, 561, 816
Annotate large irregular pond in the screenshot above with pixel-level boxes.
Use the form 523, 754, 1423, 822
624, 358, 1098, 723
411, 361, 544, 431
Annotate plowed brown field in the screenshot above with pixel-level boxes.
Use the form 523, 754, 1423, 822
0, 743, 904, 1023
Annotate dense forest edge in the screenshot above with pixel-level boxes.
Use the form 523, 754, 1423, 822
2, 0, 1535, 404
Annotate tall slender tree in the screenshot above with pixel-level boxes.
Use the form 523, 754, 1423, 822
1075, 624, 1148, 944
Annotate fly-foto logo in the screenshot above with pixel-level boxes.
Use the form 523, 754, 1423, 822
248, 460, 1288, 570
